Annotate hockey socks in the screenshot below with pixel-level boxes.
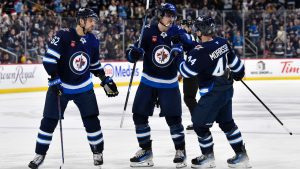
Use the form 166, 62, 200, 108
83, 116, 104, 154
225, 126, 244, 153
135, 124, 151, 149
35, 117, 58, 155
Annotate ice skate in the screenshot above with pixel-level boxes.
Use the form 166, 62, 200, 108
173, 149, 187, 168
130, 149, 154, 167
191, 152, 216, 168
93, 153, 103, 168
28, 154, 45, 169
227, 145, 251, 168
186, 124, 194, 130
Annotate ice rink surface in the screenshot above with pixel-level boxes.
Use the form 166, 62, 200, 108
0, 80, 300, 169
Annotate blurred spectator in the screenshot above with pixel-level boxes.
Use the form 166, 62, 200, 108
232, 30, 244, 56
0, 0, 300, 63
108, 0, 118, 16
0, 52, 12, 64
248, 19, 260, 46
274, 26, 286, 42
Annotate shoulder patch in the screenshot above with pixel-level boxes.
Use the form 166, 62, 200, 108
195, 45, 204, 50
145, 24, 151, 28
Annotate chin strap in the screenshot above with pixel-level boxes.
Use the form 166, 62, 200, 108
159, 21, 171, 28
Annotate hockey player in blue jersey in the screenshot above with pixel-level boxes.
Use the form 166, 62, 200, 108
28, 8, 118, 169
170, 15, 251, 168
126, 3, 193, 168
178, 18, 199, 131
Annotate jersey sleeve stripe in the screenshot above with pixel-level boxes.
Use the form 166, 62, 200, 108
231, 62, 244, 73
42, 57, 57, 64
90, 60, 100, 66
228, 56, 238, 68
182, 62, 198, 76
179, 62, 190, 78
46, 48, 61, 59
90, 67, 103, 71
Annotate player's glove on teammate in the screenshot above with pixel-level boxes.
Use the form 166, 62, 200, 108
170, 43, 183, 57
171, 33, 192, 45
101, 76, 119, 97
126, 46, 145, 63
48, 76, 62, 95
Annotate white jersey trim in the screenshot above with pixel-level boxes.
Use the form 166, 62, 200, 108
47, 48, 61, 59
142, 73, 178, 84
43, 57, 57, 64
61, 76, 92, 89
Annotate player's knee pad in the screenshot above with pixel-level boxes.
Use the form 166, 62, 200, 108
165, 116, 182, 126
82, 115, 101, 132
133, 113, 149, 125
40, 117, 58, 133
218, 120, 236, 133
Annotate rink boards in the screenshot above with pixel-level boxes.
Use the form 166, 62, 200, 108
1, 58, 300, 94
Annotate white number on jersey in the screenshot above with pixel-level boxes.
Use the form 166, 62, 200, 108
212, 57, 224, 76
187, 56, 197, 66
50, 36, 60, 46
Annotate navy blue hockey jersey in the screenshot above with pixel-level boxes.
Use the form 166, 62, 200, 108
177, 37, 245, 96
43, 28, 104, 94
135, 24, 192, 88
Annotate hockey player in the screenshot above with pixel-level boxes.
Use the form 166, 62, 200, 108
178, 19, 199, 131
28, 8, 118, 169
170, 15, 251, 168
126, 3, 193, 168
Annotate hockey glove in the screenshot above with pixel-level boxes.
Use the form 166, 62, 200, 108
171, 33, 193, 46
170, 44, 183, 57
100, 76, 119, 97
171, 34, 182, 44
48, 76, 62, 95
127, 46, 145, 63
231, 71, 245, 81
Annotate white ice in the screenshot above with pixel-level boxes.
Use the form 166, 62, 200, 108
0, 80, 300, 169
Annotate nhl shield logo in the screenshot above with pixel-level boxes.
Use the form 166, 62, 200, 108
69, 51, 90, 75
152, 45, 173, 68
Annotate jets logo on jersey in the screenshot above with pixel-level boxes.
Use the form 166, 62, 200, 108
152, 45, 173, 68
69, 51, 90, 75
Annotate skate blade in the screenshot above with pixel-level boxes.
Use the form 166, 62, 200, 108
130, 160, 154, 167
191, 162, 216, 168
228, 162, 252, 168
176, 161, 187, 168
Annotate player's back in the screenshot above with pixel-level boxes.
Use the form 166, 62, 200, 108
190, 37, 233, 88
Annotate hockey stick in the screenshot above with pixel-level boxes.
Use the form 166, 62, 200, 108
241, 80, 293, 135
120, 0, 150, 128
57, 94, 65, 168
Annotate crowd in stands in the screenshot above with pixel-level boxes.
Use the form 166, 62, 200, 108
0, 0, 300, 64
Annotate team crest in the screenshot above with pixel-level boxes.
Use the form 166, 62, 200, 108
152, 45, 173, 68
69, 51, 90, 75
